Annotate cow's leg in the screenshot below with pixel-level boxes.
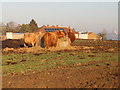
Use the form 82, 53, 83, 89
24, 43, 28, 48
31, 43, 35, 47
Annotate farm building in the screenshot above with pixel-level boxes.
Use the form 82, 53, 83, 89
0, 32, 24, 40
36, 25, 102, 40
77, 32, 102, 40
0, 25, 102, 40
0, 25, 76, 40
35, 25, 77, 34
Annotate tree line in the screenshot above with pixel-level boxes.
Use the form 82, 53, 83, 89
0, 19, 39, 33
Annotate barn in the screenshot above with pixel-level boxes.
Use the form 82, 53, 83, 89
35, 25, 77, 34
36, 25, 102, 40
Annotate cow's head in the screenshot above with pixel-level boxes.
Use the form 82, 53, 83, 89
55, 30, 65, 38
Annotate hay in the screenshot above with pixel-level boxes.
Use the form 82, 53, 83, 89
57, 36, 71, 48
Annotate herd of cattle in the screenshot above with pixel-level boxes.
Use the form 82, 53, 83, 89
23, 30, 76, 48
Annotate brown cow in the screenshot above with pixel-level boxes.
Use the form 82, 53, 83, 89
68, 29, 76, 43
43, 30, 65, 48
23, 32, 41, 47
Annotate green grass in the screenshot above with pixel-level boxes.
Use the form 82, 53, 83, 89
2, 50, 118, 75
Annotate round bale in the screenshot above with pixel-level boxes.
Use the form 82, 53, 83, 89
57, 36, 71, 48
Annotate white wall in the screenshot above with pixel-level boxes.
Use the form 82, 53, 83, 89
6, 32, 13, 39
79, 33, 88, 39
6, 32, 24, 39
75, 34, 79, 38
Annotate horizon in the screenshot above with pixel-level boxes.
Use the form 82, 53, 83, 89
1, 2, 118, 34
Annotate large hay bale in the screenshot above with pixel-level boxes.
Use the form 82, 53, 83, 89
35, 33, 45, 47
57, 36, 71, 48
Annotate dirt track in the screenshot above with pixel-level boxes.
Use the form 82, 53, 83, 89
2, 39, 120, 88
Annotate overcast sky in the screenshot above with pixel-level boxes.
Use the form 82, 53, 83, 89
1, 1, 118, 33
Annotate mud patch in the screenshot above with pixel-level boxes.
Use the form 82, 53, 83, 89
5, 61, 17, 65
20, 60, 27, 62
88, 55, 96, 57
2, 39, 24, 48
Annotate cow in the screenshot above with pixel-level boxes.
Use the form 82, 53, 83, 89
43, 30, 65, 49
23, 32, 41, 47
68, 29, 76, 43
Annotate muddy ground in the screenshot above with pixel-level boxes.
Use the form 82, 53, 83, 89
1, 39, 119, 49
2, 61, 119, 88
2, 39, 120, 88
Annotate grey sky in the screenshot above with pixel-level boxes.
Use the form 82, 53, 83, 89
2, 2, 118, 33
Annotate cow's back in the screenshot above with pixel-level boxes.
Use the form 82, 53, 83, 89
24, 33, 34, 44
44, 32, 58, 48
23, 32, 41, 47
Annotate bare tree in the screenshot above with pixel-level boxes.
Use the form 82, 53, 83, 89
98, 28, 107, 40
4, 21, 20, 33
0, 23, 7, 34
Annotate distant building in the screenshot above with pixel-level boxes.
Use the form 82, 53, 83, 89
35, 25, 78, 34
78, 32, 88, 39
6, 32, 13, 39
36, 25, 102, 40
0, 32, 24, 40
0, 25, 102, 41
77, 32, 102, 40
74, 32, 79, 39
12, 33, 24, 39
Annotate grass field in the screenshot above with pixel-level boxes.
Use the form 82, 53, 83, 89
2, 39, 119, 75
2, 39, 119, 88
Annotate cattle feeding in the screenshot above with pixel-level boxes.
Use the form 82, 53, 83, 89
23, 32, 41, 47
68, 29, 76, 43
43, 30, 65, 49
